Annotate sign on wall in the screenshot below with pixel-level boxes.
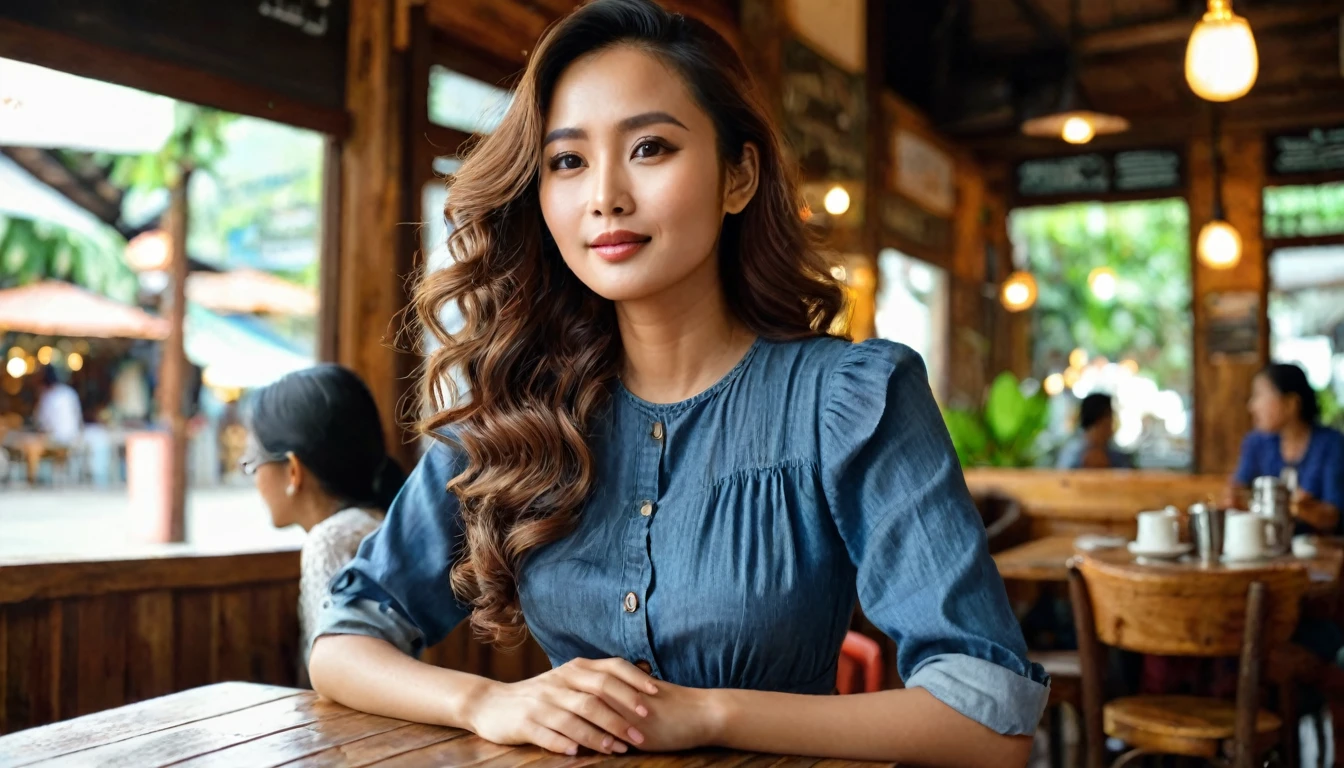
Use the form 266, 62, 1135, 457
1267, 125, 1344, 178
893, 130, 955, 217
780, 38, 866, 181
1014, 149, 1184, 202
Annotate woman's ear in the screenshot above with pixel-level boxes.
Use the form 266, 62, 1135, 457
286, 453, 302, 497
722, 142, 760, 216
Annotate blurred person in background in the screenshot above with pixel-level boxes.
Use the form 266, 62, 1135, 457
35, 365, 83, 446
240, 364, 406, 685
1227, 362, 1344, 533
1056, 392, 1133, 469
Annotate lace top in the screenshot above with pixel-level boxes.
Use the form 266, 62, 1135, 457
300, 507, 384, 668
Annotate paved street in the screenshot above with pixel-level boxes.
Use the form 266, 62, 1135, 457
0, 485, 305, 558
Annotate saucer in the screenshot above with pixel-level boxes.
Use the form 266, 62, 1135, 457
1221, 551, 1271, 564
1127, 541, 1194, 559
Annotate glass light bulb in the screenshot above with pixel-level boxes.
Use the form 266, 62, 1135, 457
1197, 219, 1243, 269
1185, 3, 1259, 102
1000, 271, 1038, 312
1061, 116, 1096, 145
823, 185, 851, 215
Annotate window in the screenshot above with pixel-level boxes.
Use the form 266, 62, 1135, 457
1010, 199, 1193, 469
428, 66, 512, 135
1270, 247, 1344, 429
874, 248, 948, 401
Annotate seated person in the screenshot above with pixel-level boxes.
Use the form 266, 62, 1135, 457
239, 365, 405, 684
1227, 363, 1344, 533
1056, 393, 1133, 469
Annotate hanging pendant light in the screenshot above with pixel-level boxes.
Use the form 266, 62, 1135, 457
1021, 0, 1129, 144
1197, 109, 1242, 270
1186, 0, 1259, 102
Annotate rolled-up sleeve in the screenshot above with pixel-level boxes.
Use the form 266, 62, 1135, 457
820, 340, 1049, 736
312, 439, 472, 658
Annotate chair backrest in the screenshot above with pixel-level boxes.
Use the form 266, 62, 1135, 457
1075, 555, 1308, 657
836, 630, 884, 695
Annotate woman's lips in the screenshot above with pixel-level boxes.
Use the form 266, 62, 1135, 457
591, 240, 648, 262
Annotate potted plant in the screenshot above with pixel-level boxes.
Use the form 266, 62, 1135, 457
942, 372, 1050, 468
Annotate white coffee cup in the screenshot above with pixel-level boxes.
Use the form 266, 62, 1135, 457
1223, 512, 1267, 560
1135, 510, 1181, 551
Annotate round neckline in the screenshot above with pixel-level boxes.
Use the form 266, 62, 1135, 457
616, 336, 764, 416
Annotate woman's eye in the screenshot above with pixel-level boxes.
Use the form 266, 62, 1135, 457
633, 140, 666, 159
550, 153, 583, 171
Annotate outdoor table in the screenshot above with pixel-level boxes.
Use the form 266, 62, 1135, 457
0, 682, 898, 767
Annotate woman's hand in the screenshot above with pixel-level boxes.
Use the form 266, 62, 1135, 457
466, 658, 658, 756
1293, 488, 1340, 532
622, 679, 723, 752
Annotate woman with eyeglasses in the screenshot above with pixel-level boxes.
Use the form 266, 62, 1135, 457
240, 364, 405, 683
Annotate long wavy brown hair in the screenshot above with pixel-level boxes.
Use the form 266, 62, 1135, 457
413, 0, 846, 646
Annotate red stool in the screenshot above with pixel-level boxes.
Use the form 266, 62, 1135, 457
836, 631, 884, 694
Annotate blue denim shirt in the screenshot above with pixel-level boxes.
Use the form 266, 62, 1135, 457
316, 337, 1050, 735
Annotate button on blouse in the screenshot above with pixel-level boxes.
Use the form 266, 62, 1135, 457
315, 337, 1050, 735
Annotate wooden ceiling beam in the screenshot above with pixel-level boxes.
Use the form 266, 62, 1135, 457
1007, 0, 1068, 47
1079, 1, 1344, 55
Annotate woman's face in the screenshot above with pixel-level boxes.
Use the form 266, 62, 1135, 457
538, 45, 757, 303
244, 433, 297, 528
1248, 374, 1295, 432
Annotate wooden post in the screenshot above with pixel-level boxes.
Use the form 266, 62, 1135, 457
1189, 126, 1268, 474
158, 170, 192, 543
339, 0, 416, 469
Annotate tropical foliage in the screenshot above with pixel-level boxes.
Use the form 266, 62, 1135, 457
943, 372, 1051, 467
1010, 200, 1193, 395
0, 215, 136, 302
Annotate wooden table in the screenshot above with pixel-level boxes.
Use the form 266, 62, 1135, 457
0, 682, 896, 767
994, 535, 1344, 598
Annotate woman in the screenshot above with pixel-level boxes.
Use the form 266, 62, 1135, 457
241, 364, 405, 679
1227, 363, 1344, 533
309, 2, 1046, 764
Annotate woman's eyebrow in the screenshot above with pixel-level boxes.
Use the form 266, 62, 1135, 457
542, 112, 688, 147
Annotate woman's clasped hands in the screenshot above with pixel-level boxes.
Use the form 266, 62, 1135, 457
465, 657, 720, 756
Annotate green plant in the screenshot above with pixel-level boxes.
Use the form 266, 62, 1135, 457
943, 372, 1051, 467
1320, 387, 1344, 431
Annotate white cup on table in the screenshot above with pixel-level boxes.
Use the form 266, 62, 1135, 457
1223, 512, 1267, 561
1135, 510, 1181, 551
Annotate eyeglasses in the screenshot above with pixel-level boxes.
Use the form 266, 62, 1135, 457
238, 444, 291, 476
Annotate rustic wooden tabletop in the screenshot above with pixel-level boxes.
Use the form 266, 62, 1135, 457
0, 681, 898, 767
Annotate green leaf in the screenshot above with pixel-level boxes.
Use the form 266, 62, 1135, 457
943, 408, 988, 467
984, 372, 1027, 445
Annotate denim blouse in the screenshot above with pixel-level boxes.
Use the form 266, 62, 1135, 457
315, 337, 1049, 735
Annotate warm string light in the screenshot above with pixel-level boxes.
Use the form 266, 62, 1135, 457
823, 185, 850, 216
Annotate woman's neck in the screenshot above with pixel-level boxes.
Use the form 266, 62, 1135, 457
296, 495, 348, 533
615, 259, 755, 405
1280, 419, 1313, 463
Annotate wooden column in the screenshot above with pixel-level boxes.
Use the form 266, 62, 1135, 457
339, 0, 417, 468
157, 172, 191, 543
1189, 128, 1268, 474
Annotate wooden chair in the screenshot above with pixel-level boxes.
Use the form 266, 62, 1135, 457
1068, 556, 1309, 768
1032, 649, 1084, 768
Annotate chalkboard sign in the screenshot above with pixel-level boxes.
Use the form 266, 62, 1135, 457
1015, 149, 1184, 201
780, 38, 866, 181
1268, 126, 1344, 178
0, 0, 348, 111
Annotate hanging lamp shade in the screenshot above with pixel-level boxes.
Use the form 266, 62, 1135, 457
1020, 58, 1128, 144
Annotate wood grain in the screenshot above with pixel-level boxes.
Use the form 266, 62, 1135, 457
282, 723, 468, 767
0, 683, 898, 766
0, 683, 299, 767
0, 547, 300, 603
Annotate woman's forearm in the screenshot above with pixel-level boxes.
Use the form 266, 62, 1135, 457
1297, 499, 1340, 533
308, 634, 495, 729
701, 686, 1032, 768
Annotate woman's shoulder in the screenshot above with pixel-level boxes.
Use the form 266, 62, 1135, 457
1314, 425, 1344, 454
755, 336, 923, 387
